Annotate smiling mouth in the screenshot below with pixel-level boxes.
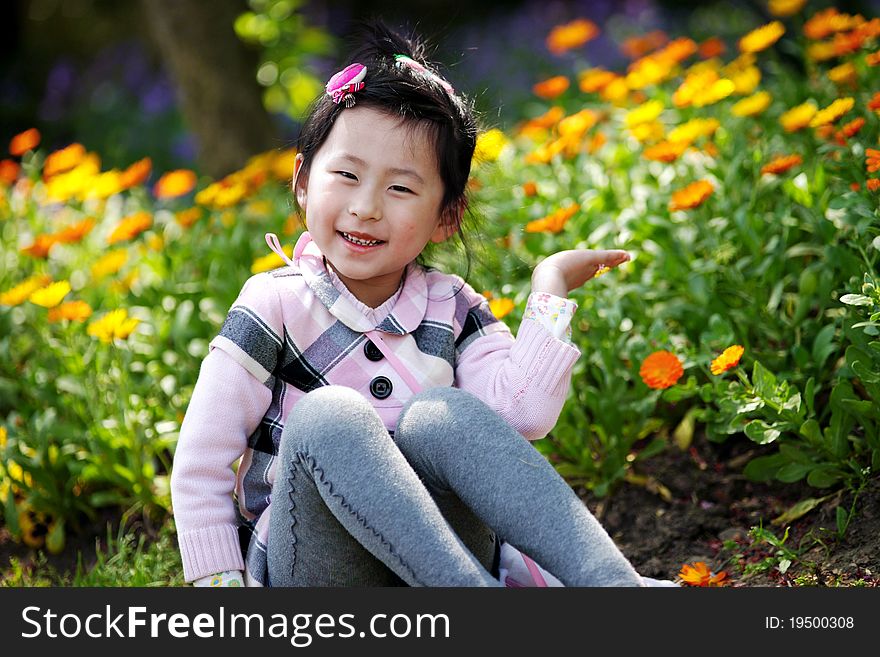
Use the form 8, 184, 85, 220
338, 231, 385, 247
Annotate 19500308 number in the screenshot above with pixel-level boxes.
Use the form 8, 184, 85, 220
789, 617, 854, 629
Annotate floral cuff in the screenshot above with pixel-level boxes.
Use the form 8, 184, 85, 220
193, 570, 244, 587
523, 292, 578, 343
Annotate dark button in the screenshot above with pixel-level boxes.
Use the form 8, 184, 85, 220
369, 376, 393, 399
364, 339, 384, 361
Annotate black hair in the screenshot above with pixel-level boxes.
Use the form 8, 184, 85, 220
293, 20, 480, 280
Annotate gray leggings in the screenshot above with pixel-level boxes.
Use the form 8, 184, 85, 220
266, 385, 643, 587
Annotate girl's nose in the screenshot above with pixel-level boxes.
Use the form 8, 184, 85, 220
348, 188, 382, 221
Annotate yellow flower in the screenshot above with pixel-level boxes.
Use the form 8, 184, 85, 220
739, 21, 785, 53
727, 65, 762, 94
769, 0, 806, 18
625, 100, 664, 127
91, 249, 128, 279
87, 309, 140, 343
711, 345, 745, 375
579, 68, 618, 93
601, 78, 629, 103
630, 120, 665, 143
44, 153, 101, 203
473, 129, 510, 162
806, 41, 838, 62
84, 169, 124, 200
668, 118, 720, 144
809, 97, 854, 127
557, 109, 598, 138
28, 280, 71, 308
47, 300, 92, 323
43, 143, 87, 178
828, 62, 856, 86
0, 426, 7, 449
625, 56, 673, 89
691, 78, 736, 107
251, 246, 293, 274
780, 101, 817, 131
1, 274, 52, 306
489, 298, 515, 319
272, 148, 298, 182
731, 90, 772, 117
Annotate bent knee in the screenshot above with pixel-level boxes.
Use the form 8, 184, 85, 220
396, 386, 487, 449
279, 385, 374, 451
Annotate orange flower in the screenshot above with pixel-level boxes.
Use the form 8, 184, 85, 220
868, 92, 880, 112
533, 76, 570, 100
804, 8, 864, 41
643, 140, 688, 163
739, 21, 785, 54
524, 204, 579, 233
546, 19, 599, 54
621, 30, 668, 59
522, 181, 538, 197
761, 154, 802, 175
850, 182, 861, 191
669, 180, 714, 211
9, 128, 40, 156
47, 300, 92, 322
120, 157, 152, 189
42, 143, 86, 178
54, 217, 95, 244
679, 561, 728, 586
710, 345, 745, 375
867, 178, 880, 192
107, 211, 152, 244
835, 117, 865, 144
867, 51, 880, 66
489, 298, 515, 319
153, 169, 197, 199
578, 69, 617, 94
865, 148, 880, 173
21, 234, 57, 259
639, 350, 684, 390
176, 206, 203, 228
698, 37, 726, 59
0, 159, 20, 185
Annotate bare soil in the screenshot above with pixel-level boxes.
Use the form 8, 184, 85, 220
580, 436, 880, 587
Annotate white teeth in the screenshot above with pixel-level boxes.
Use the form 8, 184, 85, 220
341, 232, 382, 246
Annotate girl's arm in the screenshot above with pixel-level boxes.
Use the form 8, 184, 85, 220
170, 347, 271, 582
454, 248, 630, 440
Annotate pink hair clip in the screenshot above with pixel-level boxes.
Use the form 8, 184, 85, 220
394, 54, 454, 95
326, 63, 367, 108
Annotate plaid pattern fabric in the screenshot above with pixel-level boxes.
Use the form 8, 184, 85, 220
208, 232, 511, 585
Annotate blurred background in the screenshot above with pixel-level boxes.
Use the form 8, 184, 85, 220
7, 0, 875, 179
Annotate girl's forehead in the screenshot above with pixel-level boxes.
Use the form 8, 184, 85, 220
322, 106, 437, 171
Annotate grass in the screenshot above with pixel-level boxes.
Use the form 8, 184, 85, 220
1, 518, 184, 587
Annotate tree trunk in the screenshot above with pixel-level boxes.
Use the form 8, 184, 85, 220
142, 0, 277, 178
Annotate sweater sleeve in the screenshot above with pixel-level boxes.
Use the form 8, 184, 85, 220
170, 273, 283, 582
453, 284, 581, 441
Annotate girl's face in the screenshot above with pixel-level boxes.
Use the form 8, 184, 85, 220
295, 105, 456, 308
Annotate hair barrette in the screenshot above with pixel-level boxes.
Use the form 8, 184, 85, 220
326, 63, 367, 108
394, 54, 455, 95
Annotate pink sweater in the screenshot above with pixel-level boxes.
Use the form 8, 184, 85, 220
170, 232, 581, 583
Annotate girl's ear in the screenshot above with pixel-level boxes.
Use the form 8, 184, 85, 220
430, 205, 463, 243
293, 153, 307, 209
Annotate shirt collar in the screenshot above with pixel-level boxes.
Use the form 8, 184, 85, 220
293, 231, 427, 335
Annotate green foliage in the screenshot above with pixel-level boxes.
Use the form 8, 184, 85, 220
234, 0, 335, 118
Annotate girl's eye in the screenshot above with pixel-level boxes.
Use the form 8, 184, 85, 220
390, 185, 413, 194
336, 171, 357, 180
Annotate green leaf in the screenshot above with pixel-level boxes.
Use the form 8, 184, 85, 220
811, 325, 837, 370
752, 361, 777, 399
807, 467, 842, 488
772, 495, 832, 526
804, 377, 816, 415
836, 506, 848, 536
745, 420, 782, 445
799, 419, 822, 445
840, 294, 874, 306
776, 462, 813, 483
743, 453, 786, 481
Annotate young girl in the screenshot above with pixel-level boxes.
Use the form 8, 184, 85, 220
171, 22, 663, 588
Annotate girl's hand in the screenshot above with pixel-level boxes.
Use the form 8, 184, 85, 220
531, 249, 631, 297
